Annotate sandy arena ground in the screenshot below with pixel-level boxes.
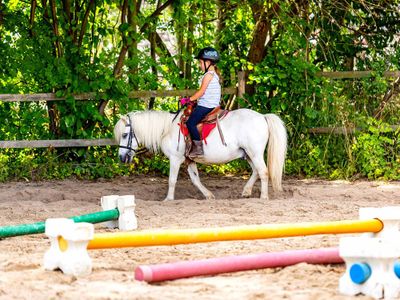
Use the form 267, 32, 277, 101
1, 175, 400, 300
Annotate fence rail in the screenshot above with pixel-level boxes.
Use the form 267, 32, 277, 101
0, 139, 116, 149
0, 86, 238, 149
1, 70, 399, 149
308, 125, 400, 135
316, 70, 400, 79
0, 87, 238, 103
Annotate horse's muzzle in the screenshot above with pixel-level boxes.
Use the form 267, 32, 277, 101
120, 154, 130, 163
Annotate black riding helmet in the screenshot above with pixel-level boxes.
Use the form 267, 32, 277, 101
195, 47, 220, 63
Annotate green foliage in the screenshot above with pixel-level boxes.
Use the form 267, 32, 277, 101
1, 0, 400, 182
285, 134, 353, 179
0, 147, 131, 182
351, 119, 400, 180
201, 159, 250, 176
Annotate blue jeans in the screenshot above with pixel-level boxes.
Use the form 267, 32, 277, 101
186, 105, 214, 141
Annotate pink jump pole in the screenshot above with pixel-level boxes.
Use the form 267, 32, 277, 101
135, 247, 343, 282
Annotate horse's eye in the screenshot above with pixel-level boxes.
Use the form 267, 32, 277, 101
122, 133, 128, 138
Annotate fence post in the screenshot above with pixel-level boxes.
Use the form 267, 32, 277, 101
237, 71, 245, 99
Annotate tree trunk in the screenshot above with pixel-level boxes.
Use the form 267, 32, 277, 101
184, 18, 194, 85
216, 0, 231, 83
100, 0, 174, 115
113, 0, 128, 79
99, 1, 130, 115
49, 0, 62, 57
174, 2, 185, 78
0, 0, 3, 29
78, 0, 95, 48
246, 11, 270, 95
216, 0, 229, 47
41, 0, 60, 137
374, 77, 400, 119
148, 0, 162, 110
246, 2, 281, 96
29, 0, 37, 37
127, 0, 140, 90
148, 31, 157, 110
153, 32, 177, 69
61, 0, 73, 37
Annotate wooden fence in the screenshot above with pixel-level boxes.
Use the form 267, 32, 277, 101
0, 70, 399, 149
308, 125, 400, 135
315, 71, 400, 79
0, 87, 239, 103
0, 86, 238, 149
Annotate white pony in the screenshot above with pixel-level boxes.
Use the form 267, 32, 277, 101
114, 109, 287, 201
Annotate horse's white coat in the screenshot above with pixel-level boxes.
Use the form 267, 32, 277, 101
114, 109, 287, 200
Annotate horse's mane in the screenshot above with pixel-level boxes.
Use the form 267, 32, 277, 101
114, 110, 178, 153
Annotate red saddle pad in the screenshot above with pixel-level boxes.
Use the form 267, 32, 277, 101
178, 122, 217, 144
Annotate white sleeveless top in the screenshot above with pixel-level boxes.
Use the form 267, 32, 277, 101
198, 71, 221, 108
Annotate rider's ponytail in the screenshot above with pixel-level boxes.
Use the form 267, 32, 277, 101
214, 65, 223, 85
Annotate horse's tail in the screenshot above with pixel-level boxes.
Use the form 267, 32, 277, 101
264, 114, 287, 192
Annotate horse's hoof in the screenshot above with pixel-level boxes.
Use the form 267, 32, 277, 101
241, 190, 252, 198
163, 197, 174, 201
205, 193, 216, 200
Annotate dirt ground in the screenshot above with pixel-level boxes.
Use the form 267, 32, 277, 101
1, 174, 400, 300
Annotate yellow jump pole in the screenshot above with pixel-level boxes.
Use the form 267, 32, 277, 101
87, 219, 383, 250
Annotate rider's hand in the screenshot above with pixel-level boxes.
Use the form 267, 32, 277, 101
180, 97, 191, 106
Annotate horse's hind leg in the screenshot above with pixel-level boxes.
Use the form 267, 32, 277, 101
248, 154, 269, 200
242, 159, 258, 197
187, 162, 215, 200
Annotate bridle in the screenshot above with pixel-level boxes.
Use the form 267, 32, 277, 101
118, 114, 147, 157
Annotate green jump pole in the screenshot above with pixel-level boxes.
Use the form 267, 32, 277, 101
0, 209, 119, 239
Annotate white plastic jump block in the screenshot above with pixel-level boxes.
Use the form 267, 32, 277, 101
339, 206, 400, 299
101, 195, 137, 231
359, 206, 400, 239
43, 218, 94, 277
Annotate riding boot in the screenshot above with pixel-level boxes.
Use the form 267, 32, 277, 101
189, 140, 204, 159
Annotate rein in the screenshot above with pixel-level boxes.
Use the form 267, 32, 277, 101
119, 114, 147, 156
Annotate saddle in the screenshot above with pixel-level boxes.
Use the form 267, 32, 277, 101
178, 103, 229, 157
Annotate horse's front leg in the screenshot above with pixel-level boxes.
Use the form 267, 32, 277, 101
187, 162, 215, 200
164, 156, 185, 201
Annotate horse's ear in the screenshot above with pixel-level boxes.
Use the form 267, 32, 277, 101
120, 115, 128, 125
